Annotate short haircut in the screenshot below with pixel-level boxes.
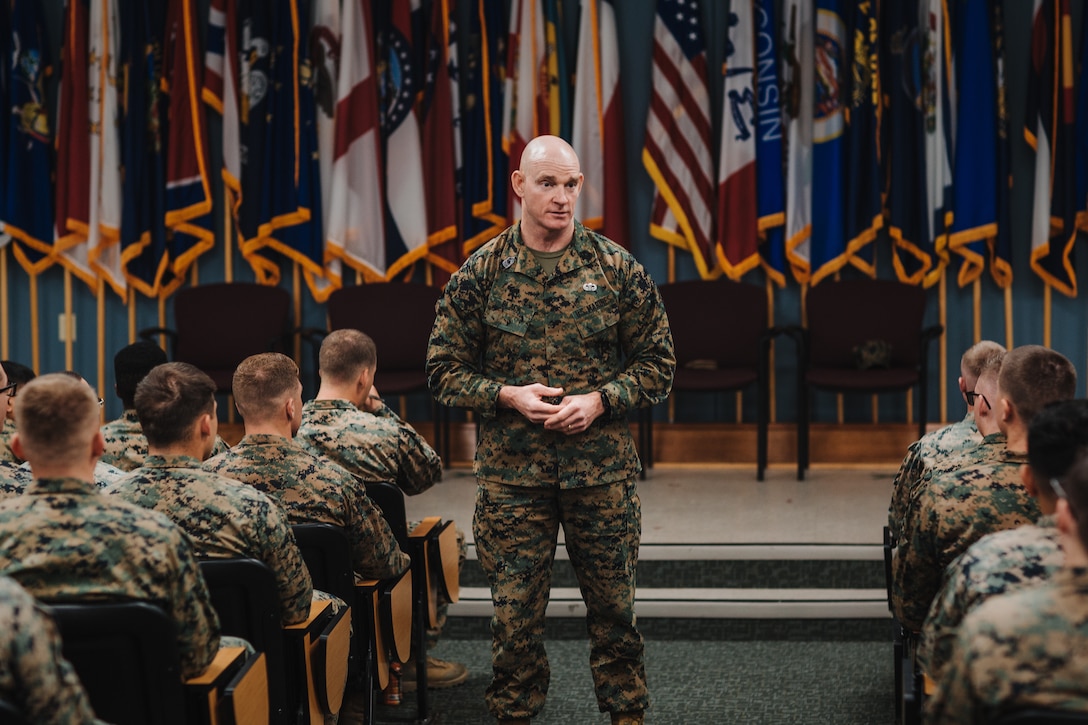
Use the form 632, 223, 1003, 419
134, 362, 216, 447
0, 360, 35, 391
998, 345, 1076, 426
14, 373, 100, 466
1058, 450, 1088, 551
1027, 400, 1088, 499
232, 353, 300, 421
113, 341, 168, 408
319, 329, 376, 384
960, 341, 1006, 385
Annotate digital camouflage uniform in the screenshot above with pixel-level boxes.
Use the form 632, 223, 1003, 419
0, 575, 100, 724
426, 222, 675, 720
892, 450, 1039, 631
925, 566, 1088, 724
204, 433, 410, 580
919, 516, 1060, 679
0, 477, 220, 679
887, 414, 981, 541
13, 460, 123, 489
0, 461, 31, 500
0, 419, 18, 464
297, 399, 442, 495
100, 410, 230, 471
105, 454, 313, 625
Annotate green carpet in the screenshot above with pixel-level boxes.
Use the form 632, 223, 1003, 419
373, 631, 894, 724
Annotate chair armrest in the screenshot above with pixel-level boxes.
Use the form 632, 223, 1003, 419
215, 651, 270, 725
184, 646, 255, 723
285, 600, 351, 720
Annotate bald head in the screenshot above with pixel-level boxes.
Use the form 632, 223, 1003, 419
519, 135, 581, 174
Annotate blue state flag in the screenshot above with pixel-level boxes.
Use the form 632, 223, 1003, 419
946, 0, 995, 287
754, 0, 787, 287
2, 0, 54, 276
881, 0, 933, 286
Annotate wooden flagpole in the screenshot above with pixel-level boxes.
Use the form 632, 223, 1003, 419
938, 269, 947, 423
97, 279, 106, 422
1004, 285, 1013, 349
64, 269, 74, 372
127, 287, 136, 343
29, 274, 40, 373
1043, 283, 1052, 348
972, 278, 981, 342
292, 262, 302, 363
224, 188, 234, 283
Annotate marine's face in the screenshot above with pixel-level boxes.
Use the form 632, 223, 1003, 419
515, 154, 583, 235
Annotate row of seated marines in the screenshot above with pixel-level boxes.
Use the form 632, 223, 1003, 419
0, 328, 465, 724
888, 339, 1088, 724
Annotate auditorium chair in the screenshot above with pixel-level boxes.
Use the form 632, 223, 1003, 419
796, 278, 942, 480
315, 282, 452, 464
290, 523, 412, 725
138, 282, 293, 395
640, 278, 791, 481
46, 600, 266, 725
199, 557, 350, 725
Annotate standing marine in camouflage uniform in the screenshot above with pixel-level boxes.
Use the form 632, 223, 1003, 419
919, 399, 1088, 679
0, 361, 34, 464
0, 374, 221, 679
892, 345, 1076, 631
105, 362, 313, 626
100, 341, 228, 471
426, 135, 675, 725
205, 352, 410, 581
926, 450, 1088, 723
297, 328, 466, 689
888, 342, 1005, 541
0, 575, 100, 724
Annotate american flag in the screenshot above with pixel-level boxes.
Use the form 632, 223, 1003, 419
642, 0, 715, 278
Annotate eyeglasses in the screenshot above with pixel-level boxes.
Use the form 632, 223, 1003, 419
0, 383, 15, 398
97, 398, 104, 407
1050, 477, 1078, 520
965, 390, 990, 410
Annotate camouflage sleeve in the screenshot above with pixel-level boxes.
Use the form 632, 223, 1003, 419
256, 502, 314, 626
891, 489, 944, 631
888, 444, 923, 540
1, 582, 98, 724
166, 531, 223, 679
372, 404, 442, 495
923, 620, 986, 725
918, 548, 976, 678
426, 258, 505, 415
606, 263, 675, 417
343, 480, 412, 580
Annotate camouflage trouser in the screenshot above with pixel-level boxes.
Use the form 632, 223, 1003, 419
474, 477, 648, 720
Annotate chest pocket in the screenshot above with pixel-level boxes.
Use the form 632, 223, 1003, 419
484, 300, 530, 337
575, 299, 619, 339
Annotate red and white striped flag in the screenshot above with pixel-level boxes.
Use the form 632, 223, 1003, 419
202, 0, 241, 235
716, 0, 759, 279
641, 0, 715, 278
325, 0, 386, 284
572, 0, 628, 246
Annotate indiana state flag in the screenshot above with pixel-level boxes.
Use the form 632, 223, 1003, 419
459, 0, 508, 253
2, 0, 54, 276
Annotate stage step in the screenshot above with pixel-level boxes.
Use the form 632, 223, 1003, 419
449, 542, 890, 622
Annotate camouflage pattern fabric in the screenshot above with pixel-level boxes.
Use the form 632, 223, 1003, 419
0, 419, 18, 464
0, 461, 31, 500
920, 517, 1060, 679
426, 222, 675, 488
204, 433, 410, 580
0, 575, 101, 724
474, 478, 648, 719
105, 455, 312, 625
892, 450, 1039, 630
428, 222, 672, 719
100, 410, 230, 471
925, 566, 1088, 724
887, 415, 983, 540
0, 477, 220, 679
297, 399, 441, 496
